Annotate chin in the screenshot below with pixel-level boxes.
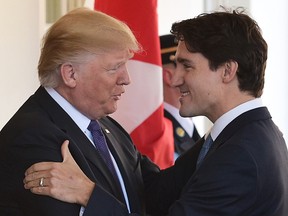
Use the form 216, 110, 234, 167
179, 108, 194, 118
179, 110, 188, 117
108, 106, 118, 115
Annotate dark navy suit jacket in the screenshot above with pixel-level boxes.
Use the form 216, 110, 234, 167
163, 107, 288, 216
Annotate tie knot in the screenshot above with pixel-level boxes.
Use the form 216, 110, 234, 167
88, 120, 101, 133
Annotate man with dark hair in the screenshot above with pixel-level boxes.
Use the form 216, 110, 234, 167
160, 34, 200, 160
165, 8, 288, 215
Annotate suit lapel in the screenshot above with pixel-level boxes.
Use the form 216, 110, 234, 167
99, 117, 145, 211
207, 107, 271, 157
98, 119, 131, 202
33, 87, 125, 202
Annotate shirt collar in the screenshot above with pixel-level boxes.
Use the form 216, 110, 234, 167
45, 87, 90, 132
210, 98, 264, 141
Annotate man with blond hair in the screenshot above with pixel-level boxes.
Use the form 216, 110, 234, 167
0, 8, 196, 215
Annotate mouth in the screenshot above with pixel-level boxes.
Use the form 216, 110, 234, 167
180, 91, 191, 98
113, 93, 123, 100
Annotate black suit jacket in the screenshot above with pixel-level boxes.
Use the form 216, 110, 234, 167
164, 107, 288, 216
0, 87, 195, 216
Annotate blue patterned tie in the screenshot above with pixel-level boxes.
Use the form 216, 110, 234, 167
196, 134, 213, 168
88, 120, 119, 179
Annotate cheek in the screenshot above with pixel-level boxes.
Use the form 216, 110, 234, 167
185, 75, 201, 93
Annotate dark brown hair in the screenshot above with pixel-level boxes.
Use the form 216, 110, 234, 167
171, 8, 267, 97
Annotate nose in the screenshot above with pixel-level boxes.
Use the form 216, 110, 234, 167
171, 65, 184, 88
117, 64, 131, 85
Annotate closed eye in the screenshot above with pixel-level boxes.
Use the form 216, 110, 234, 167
103, 62, 125, 73
177, 57, 195, 70
183, 63, 192, 69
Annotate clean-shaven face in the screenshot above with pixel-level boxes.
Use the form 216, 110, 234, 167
71, 49, 132, 120
172, 41, 223, 121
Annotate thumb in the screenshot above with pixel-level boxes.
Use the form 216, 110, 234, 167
61, 140, 71, 162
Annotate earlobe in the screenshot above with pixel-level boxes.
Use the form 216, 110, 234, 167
60, 63, 77, 87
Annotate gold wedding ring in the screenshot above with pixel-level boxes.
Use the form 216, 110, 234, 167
39, 177, 44, 187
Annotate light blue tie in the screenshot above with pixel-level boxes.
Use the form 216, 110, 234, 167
196, 134, 213, 168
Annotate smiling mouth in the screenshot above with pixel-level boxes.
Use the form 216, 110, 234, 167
180, 91, 190, 97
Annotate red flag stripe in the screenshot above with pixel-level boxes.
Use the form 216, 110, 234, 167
95, 0, 160, 66
95, 0, 174, 168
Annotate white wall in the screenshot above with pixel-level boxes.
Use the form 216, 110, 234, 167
1, 0, 287, 144
250, 0, 288, 143
158, 0, 203, 35
0, 0, 40, 127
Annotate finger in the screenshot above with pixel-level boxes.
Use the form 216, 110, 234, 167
61, 140, 83, 174
61, 140, 70, 162
25, 162, 55, 176
24, 170, 50, 183
24, 176, 47, 189
29, 185, 51, 196
25, 140, 70, 177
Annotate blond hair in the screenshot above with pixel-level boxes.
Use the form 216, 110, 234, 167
38, 7, 140, 87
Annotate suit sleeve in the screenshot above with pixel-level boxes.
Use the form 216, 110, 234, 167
5, 116, 84, 216
167, 144, 258, 216
83, 185, 129, 216
143, 139, 203, 216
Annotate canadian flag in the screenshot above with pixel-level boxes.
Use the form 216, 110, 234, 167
95, 0, 174, 169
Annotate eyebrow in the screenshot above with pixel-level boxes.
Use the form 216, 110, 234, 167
103, 60, 126, 71
176, 57, 193, 65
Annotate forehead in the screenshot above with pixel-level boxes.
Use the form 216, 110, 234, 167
175, 41, 209, 65
175, 41, 191, 60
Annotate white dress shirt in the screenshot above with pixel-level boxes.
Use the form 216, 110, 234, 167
209, 98, 264, 142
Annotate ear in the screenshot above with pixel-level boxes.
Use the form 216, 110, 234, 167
222, 60, 238, 83
163, 68, 173, 86
60, 63, 77, 87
